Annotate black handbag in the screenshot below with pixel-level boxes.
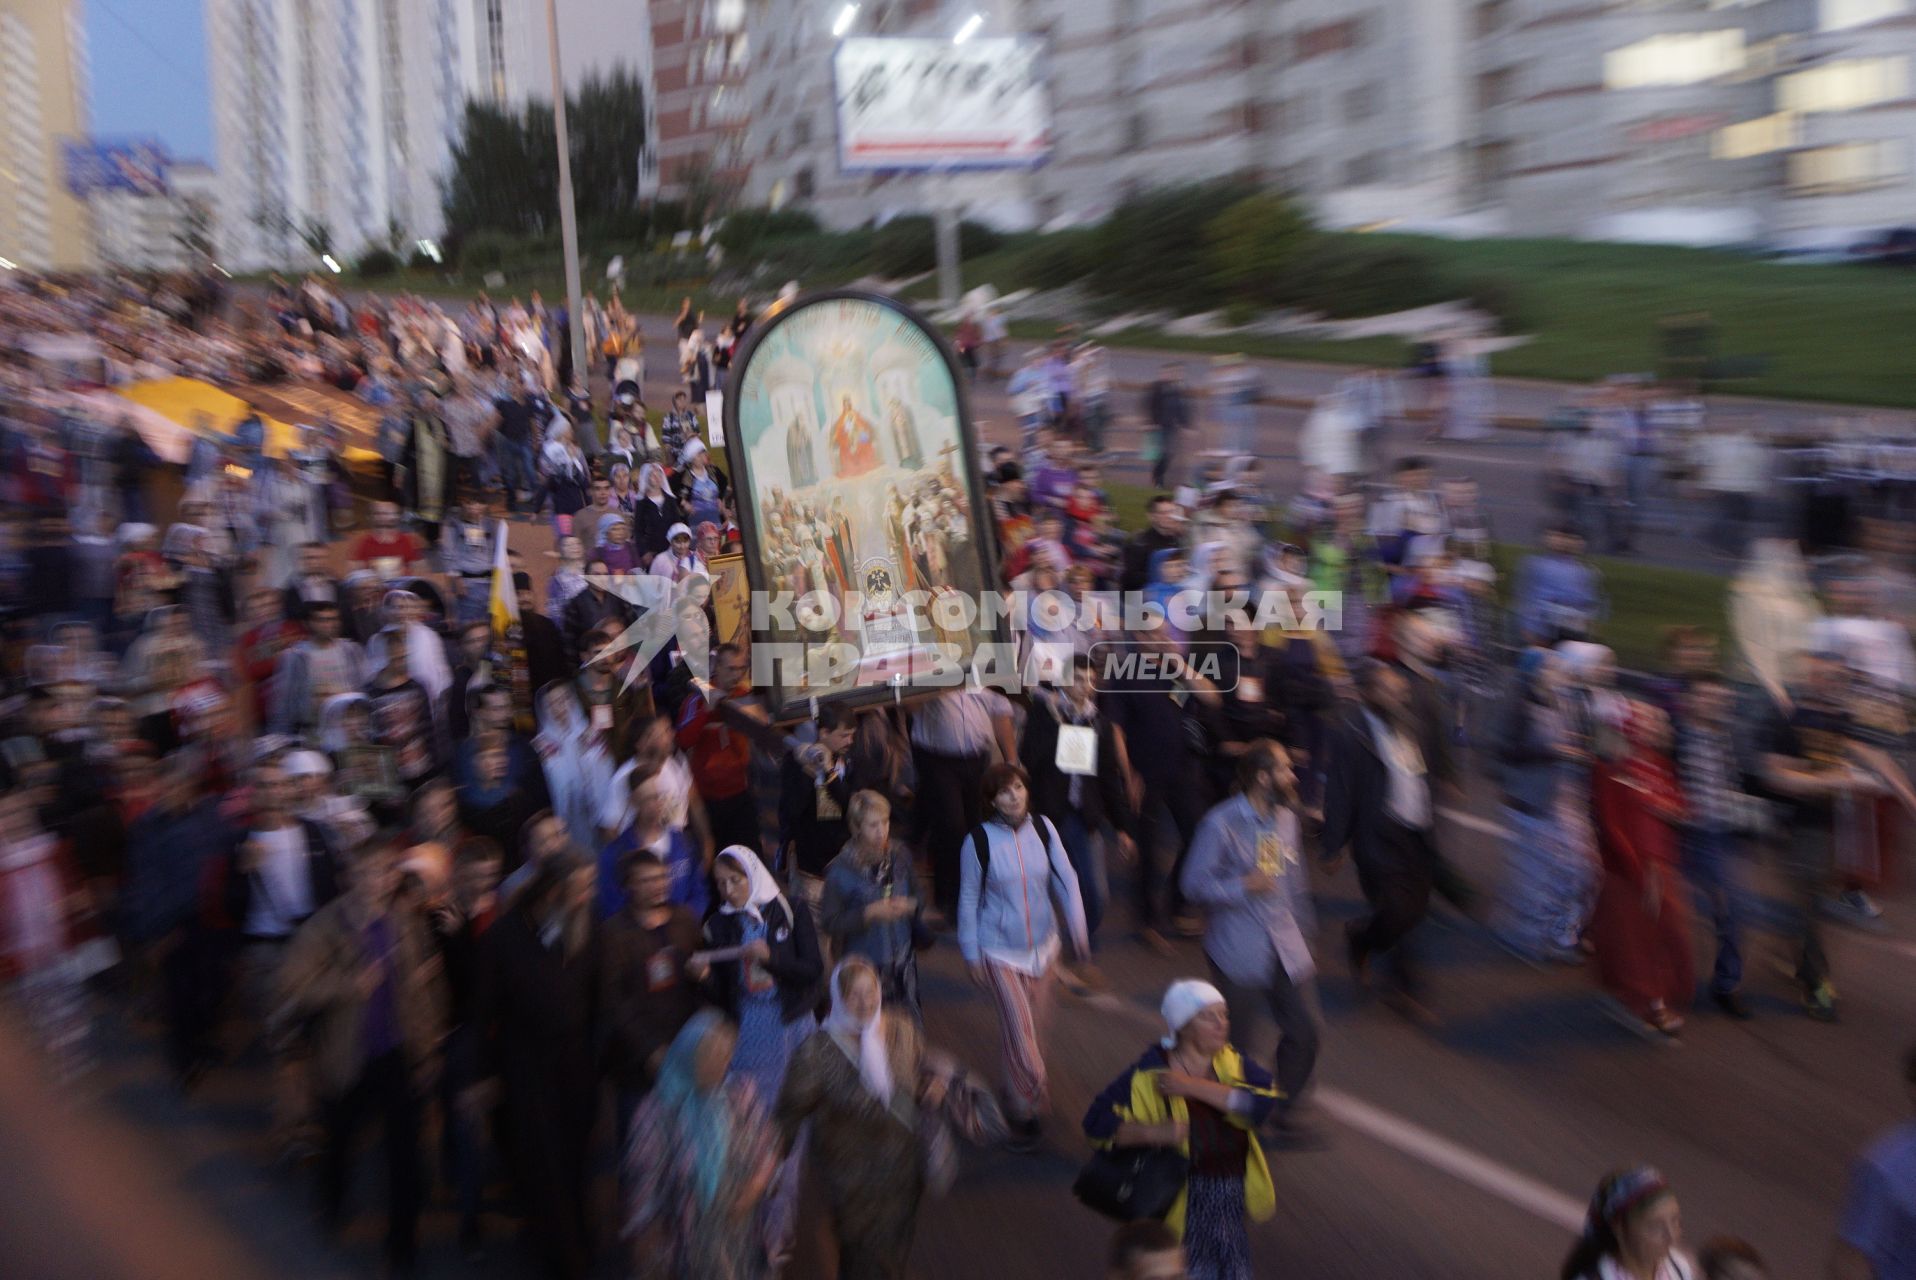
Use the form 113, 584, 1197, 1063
1072, 1145, 1189, 1222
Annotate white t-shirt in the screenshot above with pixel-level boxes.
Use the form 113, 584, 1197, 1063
244, 825, 316, 938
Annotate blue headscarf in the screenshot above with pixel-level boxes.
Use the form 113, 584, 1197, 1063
651, 1009, 735, 1209
1143, 547, 1188, 617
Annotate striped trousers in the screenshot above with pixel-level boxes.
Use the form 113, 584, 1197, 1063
982, 960, 1057, 1121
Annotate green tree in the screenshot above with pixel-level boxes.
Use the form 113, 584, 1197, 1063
1202, 193, 1313, 306
442, 99, 558, 237
1089, 180, 1257, 312
567, 69, 650, 220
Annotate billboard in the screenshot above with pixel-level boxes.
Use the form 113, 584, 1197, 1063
833, 36, 1051, 173
61, 138, 169, 198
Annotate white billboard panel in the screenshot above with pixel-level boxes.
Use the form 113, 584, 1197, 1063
833, 36, 1051, 173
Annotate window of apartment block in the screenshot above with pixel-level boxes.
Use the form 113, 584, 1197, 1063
1604, 30, 1745, 89
793, 116, 813, 146
1474, 0, 1511, 37
1820, 0, 1906, 30
1344, 151, 1383, 185
1477, 66, 1516, 110
1126, 114, 1147, 151
1344, 83, 1378, 122
1787, 139, 1903, 193
1712, 112, 1799, 159
1778, 57, 1908, 112
795, 167, 815, 198
1294, 16, 1367, 61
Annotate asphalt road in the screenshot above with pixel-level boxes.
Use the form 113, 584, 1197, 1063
3, 767, 1911, 1279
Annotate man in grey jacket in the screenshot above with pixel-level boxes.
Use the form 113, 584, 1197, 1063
1179, 739, 1322, 1146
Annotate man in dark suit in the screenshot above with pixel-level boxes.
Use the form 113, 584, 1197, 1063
1389, 600, 1477, 915
1321, 660, 1440, 1025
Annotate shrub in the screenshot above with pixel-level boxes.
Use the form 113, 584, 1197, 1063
1275, 237, 1449, 318
1201, 194, 1313, 305
1089, 180, 1258, 311
717, 206, 824, 254
1011, 228, 1098, 290
407, 246, 440, 271
868, 216, 938, 277
461, 230, 514, 270
355, 247, 400, 278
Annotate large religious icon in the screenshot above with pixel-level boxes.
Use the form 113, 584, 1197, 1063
724, 290, 1003, 718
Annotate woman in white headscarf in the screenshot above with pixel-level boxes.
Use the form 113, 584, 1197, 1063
687, 845, 823, 1268
774, 956, 1000, 1280
532, 680, 614, 853
1730, 537, 1820, 711
368, 589, 452, 713
1082, 979, 1281, 1280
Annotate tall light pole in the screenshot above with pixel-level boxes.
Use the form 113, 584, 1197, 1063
545, 0, 588, 395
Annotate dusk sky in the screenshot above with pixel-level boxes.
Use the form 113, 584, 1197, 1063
88, 0, 213, 162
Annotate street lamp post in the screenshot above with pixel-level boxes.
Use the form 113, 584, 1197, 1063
545, 0, 589, 396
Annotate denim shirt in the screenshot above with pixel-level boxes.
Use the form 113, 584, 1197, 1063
1178, 795, 1316, 986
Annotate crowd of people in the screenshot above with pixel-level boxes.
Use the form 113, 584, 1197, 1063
1, 268, 1914, 1280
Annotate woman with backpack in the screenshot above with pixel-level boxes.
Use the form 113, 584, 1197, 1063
956, 762, 1093, 1152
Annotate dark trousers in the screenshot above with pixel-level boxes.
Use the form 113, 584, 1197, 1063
1681, 826, 1745, 996
1208, 955, 1319, 1109
438, 1025, 485, 1236
913, 746, 989, 913
705, 789, 761, 856
1351, 821, 1436, 997
1135, 773, 1204, 929
320, 1049, 423, 1270
158, 928, 222, 1078
1709, 491, 1754, 558
1151, 427, 1179, 488
1780, 828, 1832, 992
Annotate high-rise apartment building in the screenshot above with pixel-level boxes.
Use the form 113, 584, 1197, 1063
651, 0, 752, 206
714, 0, 1475, 235
0, 0, 96, 270
205, 0, 653, 270
92, 161, 221, 272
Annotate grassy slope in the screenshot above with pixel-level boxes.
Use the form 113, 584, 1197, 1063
1373, 234, 1916, 406
350, 232, 1916, 404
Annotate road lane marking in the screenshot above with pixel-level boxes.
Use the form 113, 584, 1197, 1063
1311, 1090, 1588, 1231
1079, 991, 1586, 1230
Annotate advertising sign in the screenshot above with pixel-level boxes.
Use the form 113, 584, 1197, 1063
833, 36, 1051, 173
61, 138, 169, 197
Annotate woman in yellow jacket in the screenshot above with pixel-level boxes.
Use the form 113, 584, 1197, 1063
1082, 980, 1282, 1280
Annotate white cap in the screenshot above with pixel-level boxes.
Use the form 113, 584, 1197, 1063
1159, 979, 1227, 1049
667, 522, 693, 543
283, 749, 333, 779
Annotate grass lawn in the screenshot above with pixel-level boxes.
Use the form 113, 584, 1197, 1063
339, 228, 1916, 408
922, 234, 1916, 408
1375, 235, 1916, 407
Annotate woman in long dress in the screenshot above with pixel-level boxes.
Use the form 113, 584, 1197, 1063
689, 847, 823, 1262
1491, 648, 1599, 965
625, 1010, 780, 1280
1588, 701, 1695, 1037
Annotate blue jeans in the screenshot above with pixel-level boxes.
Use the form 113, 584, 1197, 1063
1057, 809, 1107, 944
1681, 826, 1745, 995
496, 438, 536, 508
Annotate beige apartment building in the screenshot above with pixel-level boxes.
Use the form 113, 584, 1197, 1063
0, 0, 96, 270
